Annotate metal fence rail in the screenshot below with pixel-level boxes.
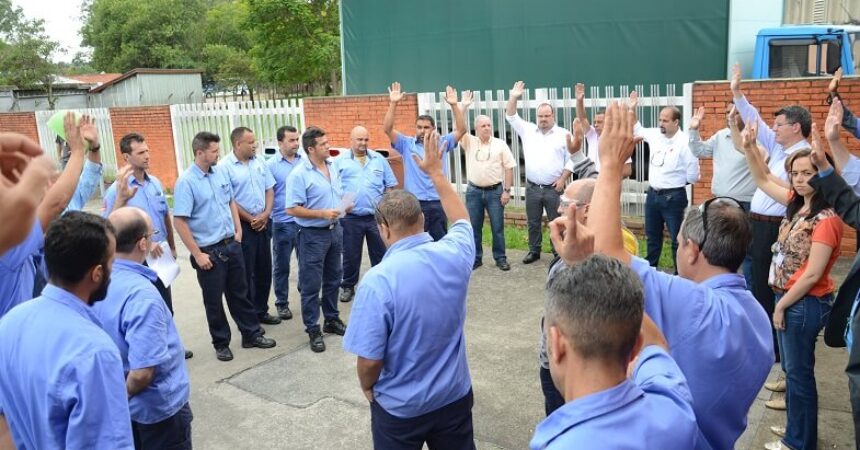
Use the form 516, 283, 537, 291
417, 85, 686, 218
170, 99, 305, 173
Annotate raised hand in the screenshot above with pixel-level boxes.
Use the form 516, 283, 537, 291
549, 204, 594, 266
413, 129, 446, 176
598, 101, 641, 172
742, 120, 758, 150
114, 165, 139, 208
730, 63, 742, 97
627, 91, 639, 109
825, 98, 843, 142
78, 114, 99, 149
829, 67, 843, 93
566, 118, 584, 154
444, 86, 459, 106
460, 90, 473, 109
689, 106, 705, 130
388, 82, 404, 103
510, 81, 525, 100
575, 83, 585, 101
810, 123, 832, 172
63, 112, 85, 154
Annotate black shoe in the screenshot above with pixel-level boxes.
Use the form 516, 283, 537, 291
184, 350, 194, 359
215, 346, 233, 361
522, 252, 540, 264
339, 286, 355, 303
259, 313, 282, 325
242, 335, 277, 349
260, 327, 266, 336
309, 330, 326, 353
472, 259, 483, 270
496, 259, 511, 271
277, 305, 293, 320
323, 318, 347, 336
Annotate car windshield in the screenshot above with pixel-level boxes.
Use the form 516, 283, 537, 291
768, 35, 842, 78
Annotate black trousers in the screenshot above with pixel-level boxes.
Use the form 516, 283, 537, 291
239, 222, 273, 319
370, 390, 475, 450
132, 402, 193, 450
539, 367, 565, 417
750, 217, 781, 362
525, 183, 561, 254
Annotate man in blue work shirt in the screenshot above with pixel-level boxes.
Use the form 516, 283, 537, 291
221, 127, 281, 325
0, 211, 134, 449
333, 125, 397, 303
585, 101, 773, 450
95, 207, 192, 449
530, 255, 697, 449
173, 131, 276, 362
343, 130, 475, 449
267, 125, 303, 320
0, 113, 95, 318
286, 126, 348, 353
383, 82, 468, 241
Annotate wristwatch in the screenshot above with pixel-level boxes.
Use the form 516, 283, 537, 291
503, 187, 511, 193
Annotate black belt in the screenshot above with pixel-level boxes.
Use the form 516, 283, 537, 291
200, 237, 234, 252
469, 182, 501, 190
302, 223, 337, 230
749, 212, 784, 223
527, 181, 554, 189
648, 186, 685, 195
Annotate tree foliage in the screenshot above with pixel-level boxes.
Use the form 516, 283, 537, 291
0, 0, 60, 106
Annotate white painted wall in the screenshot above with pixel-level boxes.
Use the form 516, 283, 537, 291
727, 0, 784, 78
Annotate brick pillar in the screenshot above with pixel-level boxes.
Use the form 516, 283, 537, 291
109, 106, 179, 189
0, 112, 39, 143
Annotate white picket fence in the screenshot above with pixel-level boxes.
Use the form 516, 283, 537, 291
170, 99, 304, 173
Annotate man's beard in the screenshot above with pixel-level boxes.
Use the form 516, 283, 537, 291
88, 278, 110, 305
659, 126, 667, 134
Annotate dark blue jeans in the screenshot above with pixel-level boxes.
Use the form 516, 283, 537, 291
539, 367, 565, 417
420, 200, 448, 241
645, 187, 686, 271
370, 389, 475, 450
297, 225, 343, 333
738, 201, 753, 290
240, 221, 273, 319
272, 221, 299, 308
190, 239, 263, 348
340, 214, 386, 288
465, 183, 506, 263
132, 402, 193, 450
776, 293, 833, 450
525, 183, 561, 254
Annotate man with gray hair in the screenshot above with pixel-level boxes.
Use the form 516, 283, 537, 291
458, 98, 516, 270
583, 101, 773, 450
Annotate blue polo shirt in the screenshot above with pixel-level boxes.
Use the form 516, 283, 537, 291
0, 284, 133, 449
0, 221, 42, 319
67, 160, 103, 212
631, 256, 774, 450
284, 157, 344, 228
529, 346, 697, 450
343, 219, 475, 418
267, 152, 303, 223
219, 153, 275, 216
173, 164, 236, 247
392, 133, 455, 201
103, 173, 169, 242
333, 150, 398, 216
92, 259, 190, 424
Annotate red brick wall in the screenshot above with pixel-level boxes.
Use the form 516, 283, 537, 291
109, 106, 179, 189
303, 94, 420, 188
691, 78, 860, 255
0, 112, 39, 144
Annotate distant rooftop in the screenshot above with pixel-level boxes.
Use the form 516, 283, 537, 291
64, 73, 123, 86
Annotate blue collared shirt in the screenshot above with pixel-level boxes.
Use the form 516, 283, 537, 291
392, 133, 455, 201
284, 157, 344, 228
267, 152, 303, 223
631, 256, 774, 450
173, 164, 236, 247
92, 259, 190, 424
333, 149, 398, 215
529, 346, 697, 450
103, 173, 169, 242
343, 220, 475, 418
66, 160, 103, 212
0, 221, 42, 319
0, 284, 133, 449
219, 153, 275, 216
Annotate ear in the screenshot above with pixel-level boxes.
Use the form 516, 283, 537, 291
685, 238, 701, 266
628, 331, 644, 366
548, 325, 567, 366
91, 264, 105, 284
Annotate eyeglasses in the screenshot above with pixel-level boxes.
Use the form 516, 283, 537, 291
650, 149, 668, 167
142, 229, 160, 240
475, 146, 490, 162
373, 203, 389, 229
559, 195, 586, 211
773, 122, 794, 129
697, 196, 744, 250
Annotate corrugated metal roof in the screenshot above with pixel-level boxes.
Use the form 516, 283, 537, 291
90, 68, 204, 93
65, 73, 123, 86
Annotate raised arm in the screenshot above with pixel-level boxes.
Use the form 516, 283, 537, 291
825, 98, 853, 172
505, 81, 524, 118
742, 122, 789, 205
37, 113, 86, 229
687, 107, 715, 158
383, 82, 404, 145
575, 83, 591, 129
0, 134, 53, 255
447, 86, 469, 142
414, 130, 468, 223
730, 63, 778, 153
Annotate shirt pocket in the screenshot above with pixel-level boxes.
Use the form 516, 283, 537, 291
215, 182, 232, 205
156, 195, 168, 214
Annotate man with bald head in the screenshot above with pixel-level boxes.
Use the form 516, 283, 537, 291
333, 126, 397, 302
94, 207, 192, 449
459, 98, 517, 270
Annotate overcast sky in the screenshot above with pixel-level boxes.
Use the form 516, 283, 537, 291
13, 0, 85, 63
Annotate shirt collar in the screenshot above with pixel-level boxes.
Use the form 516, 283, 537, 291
280, 152, 301, 163
40, 284, 102, 326
190, 164, 212, 179
531, 380, 642, 448
382, 232, 434, 260
113, 257, 158, 282
348, 150, 375, 160
301, 157, 330, 171
784, 139, 811, 154
129, 171, 151, 187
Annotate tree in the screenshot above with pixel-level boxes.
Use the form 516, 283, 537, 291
0, 0, 60, 108
200, 1, 258, 100
246, 0, 341, 94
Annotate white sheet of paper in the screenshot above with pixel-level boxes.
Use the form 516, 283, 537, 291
338, 192, 357, 218
145, 241, 180, 287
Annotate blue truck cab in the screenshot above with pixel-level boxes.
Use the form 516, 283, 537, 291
752, 25, 860, 79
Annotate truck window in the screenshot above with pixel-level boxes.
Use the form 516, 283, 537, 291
768, 38, 841, 78
851, 33, 860, 73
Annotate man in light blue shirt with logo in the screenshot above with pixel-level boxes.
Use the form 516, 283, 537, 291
383, 82, 468, 241
267, 125, 303, 320
220, 127, 281, 326
286, 127, 348, 353
95, 207, 192, 449
0, 211, 134, 450
333, 125, 397, 303
173, 131, 276, 362
343, 130, 475, 449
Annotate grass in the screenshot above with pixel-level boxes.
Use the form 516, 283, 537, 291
480, 224, 675, 270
